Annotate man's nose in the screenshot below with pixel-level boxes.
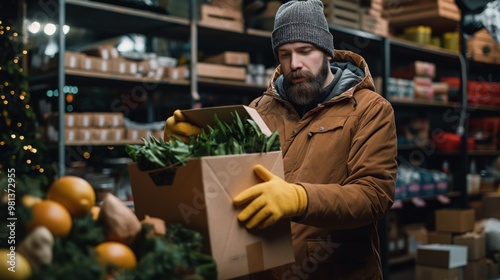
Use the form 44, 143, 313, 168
290, 53, 303, 70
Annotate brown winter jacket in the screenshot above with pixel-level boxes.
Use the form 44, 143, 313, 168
248, 50, 397, 279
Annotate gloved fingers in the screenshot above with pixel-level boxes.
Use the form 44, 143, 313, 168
236, 195, 266, 222
253, 164, 276, 182
244, 208, 274, 229
233, 185, 264, 206
164, 116, 176, 140
173, 109, 187, 121
257, 215, 280, 229
172, 122, 202, 136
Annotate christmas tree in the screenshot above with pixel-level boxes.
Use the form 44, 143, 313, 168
0, 0, 52, 244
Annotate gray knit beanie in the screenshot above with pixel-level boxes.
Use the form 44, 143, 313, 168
271, 0, 334, 61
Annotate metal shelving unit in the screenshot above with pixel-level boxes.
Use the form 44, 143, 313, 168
26, 2, 499, 279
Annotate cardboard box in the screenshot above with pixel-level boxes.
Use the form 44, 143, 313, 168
125, 128, 150, 141
487, 258, 500, 279
82, 56, 100, 71
416, 244, 468, 269
177, 63, 247, 81
129, 105, 294, 279
464, 258, 487, 280
404, 224, 428, 254
203, 51, 250, 66
427, 231, 454, 244
415, 265, 464, 280
78, 128, 93, 142
65, 128, 78, 142
482, 193, 500, 219
200, 4, 244, 32
92, 113, 124, 128
435, 209, 475, 233
453, 232, 486, 260
197, 62, 247, 81
80, 44, 119, 60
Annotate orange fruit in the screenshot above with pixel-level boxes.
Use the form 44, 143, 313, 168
0, 249, 31, 279
95, 241, 137, 270
28, 200, 72, 238
47, 176, 96, 217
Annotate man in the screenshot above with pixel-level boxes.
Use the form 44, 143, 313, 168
164, 0, 397, 278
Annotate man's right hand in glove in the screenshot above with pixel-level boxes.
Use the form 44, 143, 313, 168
163, 109, 201, 143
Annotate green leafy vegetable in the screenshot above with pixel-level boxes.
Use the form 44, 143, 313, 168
125, 111, 281, 172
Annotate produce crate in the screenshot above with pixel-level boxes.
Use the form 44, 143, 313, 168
387, 0, 460, 35
325, 0, 360, 30
467, 29, 500, 64
199, 4, 244, 32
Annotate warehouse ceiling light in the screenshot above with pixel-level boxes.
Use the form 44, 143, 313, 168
27, 21, 70, 35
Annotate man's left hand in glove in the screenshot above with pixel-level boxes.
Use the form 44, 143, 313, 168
233, 164, 308, 229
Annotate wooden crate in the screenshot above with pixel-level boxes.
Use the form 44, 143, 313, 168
326, 0, 360, 30
387, 0, 460, 35
199, 4, 244, 32
359, 8, 389, 37
467, 29, 500, 64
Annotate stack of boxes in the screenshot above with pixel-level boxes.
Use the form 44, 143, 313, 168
49, 46, 181, 82
43, 112, 163, 144
391, 60, 449, 103
324, 0, 360, 30
196, 51, 250, 81
422, 208, 489, 280
199, 0, 244, 32
358, 0, 389, 37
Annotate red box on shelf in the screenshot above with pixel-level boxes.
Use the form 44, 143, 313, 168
440, 77, 500, 107
433, 132, 475, 152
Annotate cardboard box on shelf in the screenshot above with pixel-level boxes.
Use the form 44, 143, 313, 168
464, 258, 488, 280
453, 232, 486, 261
326, 0, 360, 30
482, 193, 500, 220
65, 128, 79, 142
82, 56, 101, 72
129, 105, 294, 279
404, 224, 428, 255
200, 4, 244, 32
92, 113, 124, 128
427, 231, 454, 244
78, 128, 93, 142
125, 128, 150, 141
416, 243, 468, 269
392, 61, 436, 79
47, 51, 85, 70
210, 0, 242, 10
435, 209, 475, 233
109, 128, 126, 142
203, 51, 250, 66
415, 265, 464, 280
80, 44, 119, 60
110, 58, 134, 76
189, 62, 247, 81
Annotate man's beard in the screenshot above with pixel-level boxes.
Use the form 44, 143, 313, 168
284, 56, 330, 105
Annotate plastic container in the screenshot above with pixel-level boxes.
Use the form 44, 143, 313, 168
404, 26, 432, 45
443, 32, 459, 52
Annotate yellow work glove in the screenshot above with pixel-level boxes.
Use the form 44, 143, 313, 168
233, 164, 308, 229
163, 109, 202, 143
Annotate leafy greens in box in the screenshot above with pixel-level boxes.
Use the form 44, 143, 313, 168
125, 110, 280, 185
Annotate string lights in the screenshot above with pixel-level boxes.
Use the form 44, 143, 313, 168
0, 16, 49, 180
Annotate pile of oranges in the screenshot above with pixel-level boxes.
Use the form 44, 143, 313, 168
1, 176, 137, 279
